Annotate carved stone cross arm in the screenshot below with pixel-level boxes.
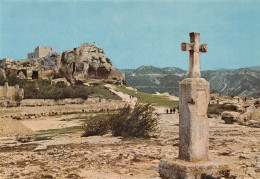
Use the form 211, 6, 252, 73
181, 32, 207, 78
181, 43, 207, 53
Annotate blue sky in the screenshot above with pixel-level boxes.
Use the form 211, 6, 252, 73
0, 0, 259, 70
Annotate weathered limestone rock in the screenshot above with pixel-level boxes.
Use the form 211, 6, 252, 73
18, 71, 26, 79
221, 111, 240, 124
159, 159, 229, 179
51, 78, 71, 86
59, 43, 124, 83
245, 104, 260, 122
0, 68, 5, 78
0, 43, 125, 84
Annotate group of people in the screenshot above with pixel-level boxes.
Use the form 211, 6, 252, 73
166, 108, 178, 114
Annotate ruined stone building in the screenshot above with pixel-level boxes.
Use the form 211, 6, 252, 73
0, 57, 56, 80
0, 43, 125, 85
0, 82, 24, 107
27, 46, 57, 59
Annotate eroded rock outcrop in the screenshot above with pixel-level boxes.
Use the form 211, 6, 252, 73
0, 43, 125, 85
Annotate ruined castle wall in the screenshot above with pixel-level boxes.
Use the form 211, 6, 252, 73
46, 47, 57, 56
27, 52, 35, 59
34, 46, 57, 58
35, 46, 48, 58
0, 84, 24, 107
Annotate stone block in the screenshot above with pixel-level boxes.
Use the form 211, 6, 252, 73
159, 159, 229, 179
179, 78, 210, 162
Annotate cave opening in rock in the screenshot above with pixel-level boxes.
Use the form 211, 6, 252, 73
72, 63, 76, 76
17, 70, 27, 78
32, 71, 39, 79
88, 66, 97, 79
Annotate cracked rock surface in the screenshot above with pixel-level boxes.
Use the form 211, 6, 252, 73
0, 107, 259, 178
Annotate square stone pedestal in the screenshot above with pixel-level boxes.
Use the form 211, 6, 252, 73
159, 159, 229, 179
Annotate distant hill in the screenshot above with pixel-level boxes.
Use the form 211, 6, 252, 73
121, 65, 260, 98
247, 65, 260, 71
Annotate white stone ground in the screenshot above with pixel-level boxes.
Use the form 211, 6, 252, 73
0, 88, 259, 178
0, 108, 259, 178
21, 115, 82, 132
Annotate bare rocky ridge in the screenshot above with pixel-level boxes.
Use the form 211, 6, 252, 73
122, 65, 260, 98
0, 43, 125, 85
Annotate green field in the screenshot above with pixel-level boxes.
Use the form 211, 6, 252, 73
116, 86, 179, 107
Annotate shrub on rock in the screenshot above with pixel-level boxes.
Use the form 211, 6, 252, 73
109, 102, 158, 137
82, 103, 159, 138
82, 116, 109, 137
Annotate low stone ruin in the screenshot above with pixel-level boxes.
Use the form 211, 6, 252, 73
0, 43, 125, 85
51, 78, 71, 86
0, 82, 24, 107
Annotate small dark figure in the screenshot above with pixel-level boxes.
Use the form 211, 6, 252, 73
245, 97, 247, 102
166, 109, 169, 114
173, 108, 176, 114
170, 108, 173, 114
238, 98, 240, 103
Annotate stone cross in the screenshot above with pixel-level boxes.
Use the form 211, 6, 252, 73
181, 32, 207, 78
179, 32, 210, 162
159, 33, 228, 178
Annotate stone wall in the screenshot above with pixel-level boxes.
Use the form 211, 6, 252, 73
27, 52, 35, 59
0, 83, 24, 107
0, 98, 127, 119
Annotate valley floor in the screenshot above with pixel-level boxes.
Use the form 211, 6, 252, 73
0, 107, 259, 179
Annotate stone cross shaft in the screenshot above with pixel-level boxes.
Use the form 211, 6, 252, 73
181, 32, 207, 78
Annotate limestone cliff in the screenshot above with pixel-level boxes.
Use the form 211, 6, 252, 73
0, 43, 125, 85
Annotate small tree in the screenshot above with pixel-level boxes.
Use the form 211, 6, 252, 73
6, 74, 20, 86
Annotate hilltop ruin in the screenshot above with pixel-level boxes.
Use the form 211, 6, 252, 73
0, 43, 125, 85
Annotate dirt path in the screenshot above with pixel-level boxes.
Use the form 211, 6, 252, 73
104, 84, 137, 105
